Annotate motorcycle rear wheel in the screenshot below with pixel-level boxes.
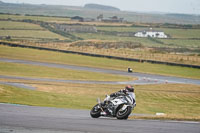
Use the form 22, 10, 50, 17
90, 104, 101, 118
116, 106, 132, 120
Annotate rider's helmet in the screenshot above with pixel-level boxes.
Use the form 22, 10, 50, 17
125, 85, 134, 92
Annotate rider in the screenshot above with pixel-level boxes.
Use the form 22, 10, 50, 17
101, 85, 136, 115
104, 85, 136, 107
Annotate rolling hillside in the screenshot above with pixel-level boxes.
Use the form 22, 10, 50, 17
0, 1, 200, 24
84, 3, 120, 11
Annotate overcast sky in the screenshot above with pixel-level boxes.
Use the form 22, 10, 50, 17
2, 0, 200, 15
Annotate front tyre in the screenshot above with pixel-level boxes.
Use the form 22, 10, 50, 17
90, 104, 101, 118
116, 106, 132, 120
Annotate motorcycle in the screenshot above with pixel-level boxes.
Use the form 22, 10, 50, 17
90, 94, 135, 119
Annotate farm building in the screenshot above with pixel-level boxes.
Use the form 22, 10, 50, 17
134, 29, 168, 38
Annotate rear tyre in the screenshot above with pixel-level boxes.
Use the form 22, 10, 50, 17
116, 106, 132, 120
90, 104, 101, 118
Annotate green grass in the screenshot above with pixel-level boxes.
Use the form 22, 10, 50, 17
0, 21, 44, 29
97, 26, 200, 39
0, 83, 199, 120
0, 62, 132, 81
159, 39, 200, 48
158, 28, 200, 38
135, 84, 200, 115
95, 26, 200, 48
1, 13, 199, 39
133, 84, 200, 121
0, 20, 68, 40
0, 14, 70, 22
0, 84, 93, 109
0, 29, 67, 40
1, 15, 199, 48
97, 26, 143, 32
73, 33, 163, 47
0, 45, 200, 79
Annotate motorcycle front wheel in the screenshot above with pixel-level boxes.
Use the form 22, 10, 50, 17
90, 104, 101, 118
116, 106, 132, 120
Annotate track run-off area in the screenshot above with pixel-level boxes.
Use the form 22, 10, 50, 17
0, 58, 200, 89
0, 58, 200, 133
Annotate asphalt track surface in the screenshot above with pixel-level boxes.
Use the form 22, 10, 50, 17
0, 103, 200, 133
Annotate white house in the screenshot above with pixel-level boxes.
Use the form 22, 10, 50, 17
134, 29, 167, 38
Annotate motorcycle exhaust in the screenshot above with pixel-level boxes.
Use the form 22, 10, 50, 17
97, 98, 101, 104
97, 98, 104, 113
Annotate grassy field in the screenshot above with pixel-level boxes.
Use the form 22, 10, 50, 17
0, 14, 199, 66
0, 62, 133, 81
97, 26, 142, 32
7, 39, 199, 65
0, 10, 200, 122
158, 28, 200, 39
0, 14, 132, 26
97, 26, 200, 39
0, 30, 66, 39
0, 14, 71, 23
0, 21, 44, 29
90, 26, 200, 50
1, 14, 200, 48
0, 20, 68, 41
73, 33, 163, 47
159, 39, 200, 48
1, 14, 200, 39
65, 45, 200, 65
0, 45, 200, 79
0, 83, 199, 121
72, 32, 200, 49
0, 44, 200, 121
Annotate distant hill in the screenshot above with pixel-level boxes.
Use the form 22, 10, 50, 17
0, 1, 200, 24
166, 13, 197, 19
84, 4, 120, 11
